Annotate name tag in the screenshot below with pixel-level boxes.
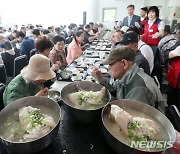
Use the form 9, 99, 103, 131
149, 29, 153, 32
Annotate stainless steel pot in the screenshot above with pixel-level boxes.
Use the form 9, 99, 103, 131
102, 99, 176, 154
0, 96, 61, 154
61, 81, 111, 123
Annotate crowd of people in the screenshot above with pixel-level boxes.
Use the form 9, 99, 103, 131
112, 5, 180, 110
0, 5, 180, 112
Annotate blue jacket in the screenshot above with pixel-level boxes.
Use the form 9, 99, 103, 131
20, 37, 34, 60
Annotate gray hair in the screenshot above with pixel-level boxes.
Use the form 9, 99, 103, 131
21, 74, 33, 84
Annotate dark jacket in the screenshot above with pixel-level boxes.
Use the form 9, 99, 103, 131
1, 49, 20, 77
20, 37, 35, 60
84, 31, 90, 44
122, 15, 141, 27
135, 50, 150, 75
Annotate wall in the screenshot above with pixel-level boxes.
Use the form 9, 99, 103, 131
97, 0, 143, 29
85, 0, 99, 23
86, 0, 180, 30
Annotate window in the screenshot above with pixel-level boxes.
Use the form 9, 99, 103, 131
103, 8, 116, 22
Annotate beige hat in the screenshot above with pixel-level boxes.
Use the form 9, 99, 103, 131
102, 46, 135, 65
21, 54, 56, 81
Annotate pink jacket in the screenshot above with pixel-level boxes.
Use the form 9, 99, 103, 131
66, 39, 83, 64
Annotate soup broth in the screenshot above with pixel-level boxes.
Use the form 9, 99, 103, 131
64, 95, 108, 110
0, 105, 57, 142
103, 107, 170, 152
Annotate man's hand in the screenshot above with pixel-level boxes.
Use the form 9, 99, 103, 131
91, 67, 106, 83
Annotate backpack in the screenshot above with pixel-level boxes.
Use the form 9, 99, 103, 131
164, 41, 180, 69
166, 56, 180, 89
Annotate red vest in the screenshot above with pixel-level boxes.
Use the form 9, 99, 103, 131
142, 18, 161, 46
139, 18, 147, 35
166, 56, 180, 89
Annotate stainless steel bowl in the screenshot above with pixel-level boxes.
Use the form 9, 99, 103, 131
102, 99, 176, 154
60, 70, 72, 80
61, 81, 111, 123
0, 96, 61, 154
48, 89, 61, 102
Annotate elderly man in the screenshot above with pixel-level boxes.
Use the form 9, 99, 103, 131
84, 24, 99, 44
111, 30, 124, 50
92, 46, 164, 113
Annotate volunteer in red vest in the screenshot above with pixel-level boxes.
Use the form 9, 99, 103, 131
141, 6, 165, 56
139, 7, 148, 35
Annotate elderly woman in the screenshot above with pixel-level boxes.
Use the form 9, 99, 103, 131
36, 36, 53, 57
35, 36, 59, 71
49, 35, 67, 70
3, 54, 56, 106
66, 31, 84, 64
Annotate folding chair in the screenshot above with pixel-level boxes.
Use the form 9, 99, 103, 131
0, 64, 7, 84
0, 83, 5, 110
13, 55, 28, 77
30, 48, 37, 57
166, 105, 180, 132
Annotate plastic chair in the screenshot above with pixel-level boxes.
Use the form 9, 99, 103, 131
65, 36, 73, 44
0, 64, 7, 84
166, 105, 180, 132
0, 83, 5, 111
13, 55, 28, 77
30, 48, 37, 57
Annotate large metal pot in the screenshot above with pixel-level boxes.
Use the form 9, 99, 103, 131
102, 99, 176, 154
0, 96, 61, 154
61, 81, 111, 123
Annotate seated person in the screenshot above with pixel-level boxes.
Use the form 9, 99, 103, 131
92, 46, 165, 113
6, 30, 18, 47
3, 54, 56, 106
111, 30, 124, 50
35, 36, 59, 71
120, 32, 150, 75
66, 31, 84, 64
17, 31, 35, 60
1, 41, 20, 77
84, 24, 99, 44
49, 35, 67, 70
127, 27, 154, 74
158, 25, 177, 65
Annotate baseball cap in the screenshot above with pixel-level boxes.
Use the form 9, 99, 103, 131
119, 32, 138, 45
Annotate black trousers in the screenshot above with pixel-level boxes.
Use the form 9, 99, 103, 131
167, 85, 180, 111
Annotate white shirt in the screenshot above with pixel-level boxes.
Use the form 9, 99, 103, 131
148, 19, 165, 30
170, 45, 180, 56
141, 17, 145, 21
0, 54, 3, 64
138, 40, 154, 73
128, 15, 133, 26
88, 30, 94, 35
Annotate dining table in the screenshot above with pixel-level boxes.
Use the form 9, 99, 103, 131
0, 38, 179, 154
